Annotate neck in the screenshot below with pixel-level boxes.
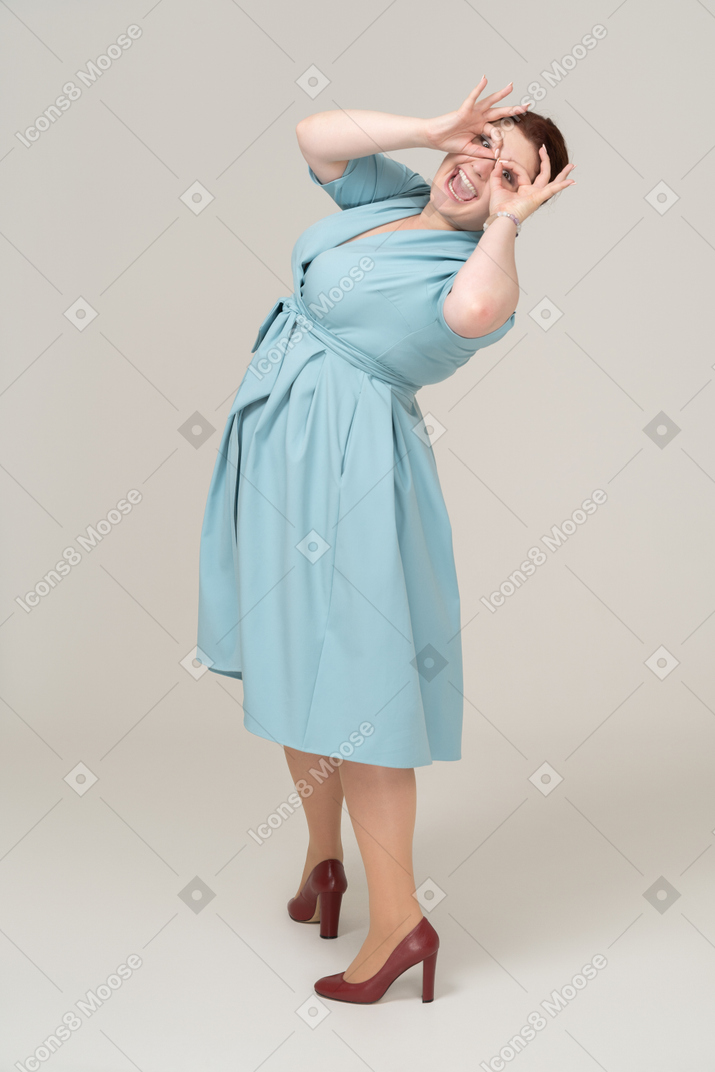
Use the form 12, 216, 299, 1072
415, 204, 486, 234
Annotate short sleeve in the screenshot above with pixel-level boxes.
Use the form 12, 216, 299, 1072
435, 271, 516, 353
308, 152, 430, 210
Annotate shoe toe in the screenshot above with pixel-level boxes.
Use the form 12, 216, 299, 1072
314, 971, 345, 997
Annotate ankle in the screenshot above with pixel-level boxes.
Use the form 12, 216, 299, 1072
367, 907, 424, 940
306, 845, 343, 866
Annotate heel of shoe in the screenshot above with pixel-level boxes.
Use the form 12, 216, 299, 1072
421, 950, 438, 1002
318, 890, 343, 939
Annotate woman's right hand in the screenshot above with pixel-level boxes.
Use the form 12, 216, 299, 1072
422, 77, 530, 159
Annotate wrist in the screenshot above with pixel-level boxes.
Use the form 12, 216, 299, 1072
415, 116, 436, 150
483, 211, 522, 236
487, 204, 528, 223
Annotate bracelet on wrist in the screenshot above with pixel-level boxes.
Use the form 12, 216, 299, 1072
483, 211, 522, 236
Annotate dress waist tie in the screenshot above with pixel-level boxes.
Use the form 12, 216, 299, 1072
250, 293, 420, 407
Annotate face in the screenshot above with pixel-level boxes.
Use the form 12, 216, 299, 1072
428, 121, 541, 231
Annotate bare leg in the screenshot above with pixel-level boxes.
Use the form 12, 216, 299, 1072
283, 746, 345, 898
338, 760, 423, 983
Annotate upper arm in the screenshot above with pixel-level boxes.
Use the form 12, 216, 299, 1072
436, 272, 516, 349
301, 145, 430, 210
296, 121, 348, 183
306, 158, 350, 184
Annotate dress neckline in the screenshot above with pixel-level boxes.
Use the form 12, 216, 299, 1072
337, 213, 482, 249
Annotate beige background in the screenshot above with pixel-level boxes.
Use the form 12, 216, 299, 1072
2, 0, 714, 1069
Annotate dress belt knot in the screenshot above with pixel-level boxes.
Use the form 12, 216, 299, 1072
250, 293, 420, 406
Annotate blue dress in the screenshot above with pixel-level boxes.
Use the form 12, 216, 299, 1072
196, 152, 515, 768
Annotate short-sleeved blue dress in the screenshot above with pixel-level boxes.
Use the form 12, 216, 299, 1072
196, 152, 515, 768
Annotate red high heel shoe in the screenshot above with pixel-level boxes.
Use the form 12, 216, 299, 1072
314, 916, 439, 1003
287, 858, 347, 939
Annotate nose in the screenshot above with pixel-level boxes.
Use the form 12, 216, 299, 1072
474, 154, 499, 181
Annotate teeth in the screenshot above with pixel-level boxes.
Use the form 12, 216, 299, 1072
448, 167, 477, 201
457, 167, 477, 195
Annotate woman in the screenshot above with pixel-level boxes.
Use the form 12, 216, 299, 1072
197, 78, 574, 1004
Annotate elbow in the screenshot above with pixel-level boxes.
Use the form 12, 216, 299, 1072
469, 301, 515, 337
464, 301, 500, 338
443, 282, 517, 338
469, 301, 495, 328
442, 292, 494, 338
296, 113, 325, 145
296, 117, 310, 144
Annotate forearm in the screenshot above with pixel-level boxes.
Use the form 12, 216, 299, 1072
296, 109, 429, 164
448, 217, 520, 331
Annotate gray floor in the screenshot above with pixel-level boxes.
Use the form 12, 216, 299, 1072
4, 707, 714, 1070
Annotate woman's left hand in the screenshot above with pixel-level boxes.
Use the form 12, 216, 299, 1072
488, 144, 576, 223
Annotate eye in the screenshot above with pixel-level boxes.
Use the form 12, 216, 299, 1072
480, 134, 515, 185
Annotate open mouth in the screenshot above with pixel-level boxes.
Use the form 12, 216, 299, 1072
446, 166, 478, 202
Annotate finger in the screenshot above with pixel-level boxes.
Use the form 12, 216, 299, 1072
543, 177, 577, 197
505, 144, 550, 188
462, 143, 509, 162
484, 103, 531, 121
552, 162, 576, 181
534, 176, 577, 210
477, 80, 516, 108
488, 161, 511, 194
461, 77, 488, 109
495, 156, 533, 187
469, 127, 503, 155
481, 121, 508, 156
537, 143, 551, 185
